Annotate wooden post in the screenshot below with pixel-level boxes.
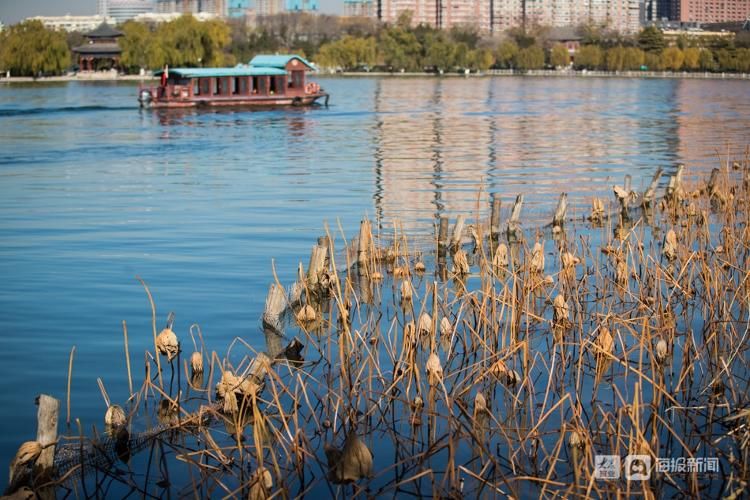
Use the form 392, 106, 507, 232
437, 216, 448, 278
35, 394, 59, 499
666, 164, 685, 202
437, 216, 449, 250
36, 395, 58, 473
707, 167, 720, 196
507, 194, 523, 242
357, 219, 373, 272
450, 215, 465, 251
552, 193, 568, 228
262, 283, 286, 334
318, 235, 331, 269
490, 194, 501, 242
643, 167, 663, 207
307, 242, 327, 287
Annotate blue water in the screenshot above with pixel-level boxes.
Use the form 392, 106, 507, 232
0, 76, 748, 474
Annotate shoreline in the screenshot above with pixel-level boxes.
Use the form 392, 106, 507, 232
1, 69, 749, 83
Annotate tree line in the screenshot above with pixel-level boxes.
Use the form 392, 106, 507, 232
1, 14, 749, 76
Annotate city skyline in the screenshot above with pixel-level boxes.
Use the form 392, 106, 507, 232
0, 0, 339, 23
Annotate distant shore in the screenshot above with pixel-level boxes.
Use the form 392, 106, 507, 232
1, 69, 749, 83
328, 69, 750, 80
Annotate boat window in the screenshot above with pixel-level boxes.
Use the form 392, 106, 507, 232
193, 79, 200, 96
291, 70, 304, 89
251, 76, 259, 94
214, 77, 222, 96
238, 77, 248, 95
233, 77, 242, 95
200, 78, 210, 95
257, 77, 268, 95
276, 76, 286, 95
269, 76, 277, 95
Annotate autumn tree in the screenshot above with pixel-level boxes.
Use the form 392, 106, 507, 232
514, 45, 545, 70
495, 40, 519, 69
574, 45, 602, 69
549, 43, 570, 68
661, 46, 684, 71
0, 20, 71, 77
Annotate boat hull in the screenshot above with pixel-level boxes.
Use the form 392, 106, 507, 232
140, 93, 328, 109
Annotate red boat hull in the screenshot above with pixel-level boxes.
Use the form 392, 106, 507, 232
140, 92, 328, 109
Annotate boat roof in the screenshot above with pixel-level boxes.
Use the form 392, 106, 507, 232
155, 66, 288, 78
249, 54, 316, 70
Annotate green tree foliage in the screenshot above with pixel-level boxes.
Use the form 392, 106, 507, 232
378, 24, 422, 71
120, 21, 164, 71
644, 51, 663, 71
424, 32, 457, 71
622, 47, 645, 70
638, 26, 665, 53
698, 49, 716, 71
316, 35, 376, 70
514, 45, 545, 70
0, 20, 70, 76
495, 40, 519, 69
468, 48, 494, 71
605, 46, 625, 71
550, 43, 570, 68
682, 47, 700, 70
661, 46, 684, 71
574, 45, 602, 69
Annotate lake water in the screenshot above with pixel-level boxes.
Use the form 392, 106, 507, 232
0, 76, 748, 484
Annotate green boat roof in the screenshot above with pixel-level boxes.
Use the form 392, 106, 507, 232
249, 54, 316, 70
155, 66, 288, 78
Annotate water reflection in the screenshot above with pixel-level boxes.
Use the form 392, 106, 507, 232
371, 77, 749, 234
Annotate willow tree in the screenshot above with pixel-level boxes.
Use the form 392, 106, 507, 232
120, 21, 165, 72
549, 43, 570, 68
154, 15, 232, 68
0, 20, 71, 77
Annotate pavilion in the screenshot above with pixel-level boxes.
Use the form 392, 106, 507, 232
73, 23, 123, 72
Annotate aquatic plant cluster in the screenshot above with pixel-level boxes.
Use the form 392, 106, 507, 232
6, 157, 750, 498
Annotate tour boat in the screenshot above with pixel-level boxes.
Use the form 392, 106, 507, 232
138, 54, 328, 109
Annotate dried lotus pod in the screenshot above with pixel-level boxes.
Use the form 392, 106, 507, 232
296, 304, 316, 323
439, 317, 453, 338
529, 241, 545, 274
156, 327, 179, 361
105, 404, 127, 428
425, 353, 443, 386
418, 313, 433, 336
451, 249, 470, 275
190, 351, 203, 374
655, 338, 668, 364
493, 243, 509, 270
248, 467, 273, 500
326, 432, 374, 483
400, 280, 413, 302
663, 229, 678, 261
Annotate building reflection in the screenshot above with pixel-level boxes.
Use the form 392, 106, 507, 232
371, 77, 699, 233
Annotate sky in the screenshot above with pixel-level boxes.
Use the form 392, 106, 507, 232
0, 0, 340, 24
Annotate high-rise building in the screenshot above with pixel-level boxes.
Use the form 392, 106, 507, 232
227, 0, 252, 17
677, 0, 750, 24
366, 0, 642, 33
107, 0, 155, 24
344, 0, 375, 16
256, 0, 286, 15
156, 0, 225, 15
286, 0, 320, 11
